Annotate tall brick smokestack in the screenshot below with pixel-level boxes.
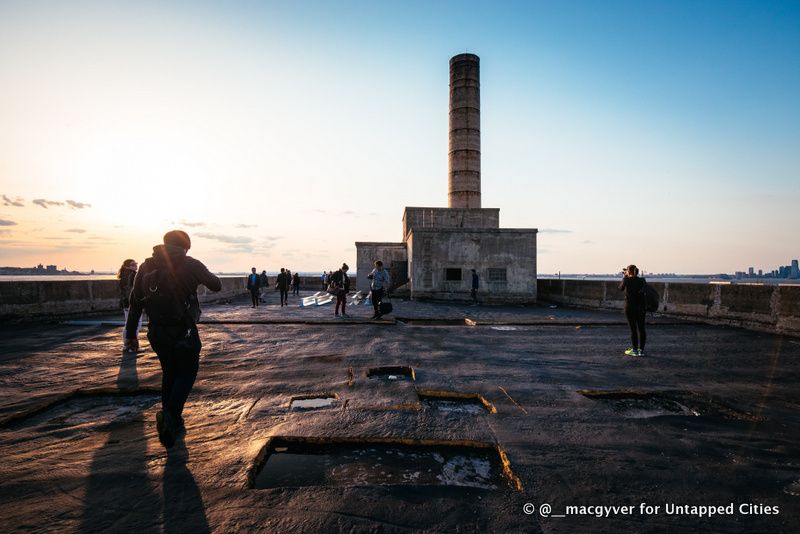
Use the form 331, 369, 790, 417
448, 53, 481, 209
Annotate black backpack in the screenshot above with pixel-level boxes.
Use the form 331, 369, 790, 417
140, 266, 197, 326
641, 282, 659, 313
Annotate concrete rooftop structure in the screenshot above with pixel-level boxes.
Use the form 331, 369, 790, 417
1, 291, 799, 533
356, 54, 538, 303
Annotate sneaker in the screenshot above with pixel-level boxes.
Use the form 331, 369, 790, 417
624, 348, 638, 357
636, 349, 645, 357
156, 410, 176, 448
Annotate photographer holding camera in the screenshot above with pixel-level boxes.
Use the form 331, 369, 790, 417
618, 264, 647, 357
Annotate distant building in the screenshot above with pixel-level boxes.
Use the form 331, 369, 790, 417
748, 267, 754, 276
758, 269, 763, 276
792, 259, 799, 278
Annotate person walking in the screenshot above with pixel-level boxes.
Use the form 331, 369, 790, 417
124, 230, 221, 448
330, 263, 351, 317
259, 270, 269, 303
470, 268, 480, 304
117, 258, 140, 351
276, 267, 289, 306
367, 260, 391, 319
246, 267, 260, 308
292, 271, 301, 296
619, 264, 647, 357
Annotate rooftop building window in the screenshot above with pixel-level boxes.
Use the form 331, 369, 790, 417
488, 268, 507, 282
445, 268, 462, 281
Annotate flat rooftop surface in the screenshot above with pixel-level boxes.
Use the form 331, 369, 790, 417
1, 291, 799, 533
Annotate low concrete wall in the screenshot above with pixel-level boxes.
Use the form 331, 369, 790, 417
537, 279, 800, 337
0, 277, 248, 320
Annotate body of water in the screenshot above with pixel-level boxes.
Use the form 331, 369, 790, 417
0, 272, 349, 282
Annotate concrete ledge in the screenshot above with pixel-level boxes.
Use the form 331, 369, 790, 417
0, 277, 248, 320
537, 279, 800, 337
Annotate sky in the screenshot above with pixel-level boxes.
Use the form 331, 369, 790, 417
0, 0, 798, 274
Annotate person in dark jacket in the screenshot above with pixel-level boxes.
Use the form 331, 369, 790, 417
117, 258, 139, 350
330, 263, 351, 317
124, 230, 221, 448
275, 267, 289, 306
246, 267, 260, 308
259, 270, 269, 303
618, 264, 647, 357
292, 272, 301, 296
470, 269, 480, 304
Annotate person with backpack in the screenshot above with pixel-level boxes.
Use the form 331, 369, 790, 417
329, 263, 350, 317
117, 258, 140, 351
367, 260, 391, 319
618, 264, 647, 357
124, 230, 221, 448
246, 267, 260, 308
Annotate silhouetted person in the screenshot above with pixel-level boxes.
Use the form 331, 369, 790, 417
276, 267, 289, 306
117, 258, 140, 351
368, 260, 390, 319
259, 270, 269, 302
246, 267, 260, 308
330, 263, 351, 317
619, 264, 647, 357
292, 271, 301, 295
125, 230, 221, 448
471, 268, 479, 304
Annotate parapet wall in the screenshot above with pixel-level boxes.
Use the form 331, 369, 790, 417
537, 279, 800, 337
0, 277, 248, 320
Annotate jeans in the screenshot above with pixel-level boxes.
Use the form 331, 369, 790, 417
122, 308, 142, 341
372, 288, 384, 316
335, 289, 347, 315
625, 307, 647, 350
250, 288, 259, 307
148, 324, 201, 420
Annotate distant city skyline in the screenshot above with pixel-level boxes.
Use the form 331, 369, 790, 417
1, 1, 798, 273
